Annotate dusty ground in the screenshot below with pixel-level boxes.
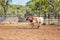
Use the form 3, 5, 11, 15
0, 23, 60, 40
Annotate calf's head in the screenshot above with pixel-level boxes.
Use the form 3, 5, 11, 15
26, 16, 33, 22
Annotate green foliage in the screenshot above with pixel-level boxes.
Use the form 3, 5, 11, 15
26, 0, 60, 18
7, 5, 27, 17
0, 6, 4, 17
0, 0, 7, 6
0, 0, 60, 19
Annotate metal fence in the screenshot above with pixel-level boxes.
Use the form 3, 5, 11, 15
0, 17, 60, 25
44, 19, 60, 25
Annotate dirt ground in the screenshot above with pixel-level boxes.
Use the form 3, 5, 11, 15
0, 23, 60, 40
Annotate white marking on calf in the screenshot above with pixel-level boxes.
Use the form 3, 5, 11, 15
32, 17, 44, 24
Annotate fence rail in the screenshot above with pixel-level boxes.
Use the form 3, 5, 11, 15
0, 17, 60, 25
45, 19, 60, 25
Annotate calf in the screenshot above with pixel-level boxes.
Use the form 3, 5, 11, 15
26, 16, 44, 28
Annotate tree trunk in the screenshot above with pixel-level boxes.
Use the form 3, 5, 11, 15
58, 14, 60, 25
43, 11, 46, 24
3, 0, 8, 18
48, 13, 50, 25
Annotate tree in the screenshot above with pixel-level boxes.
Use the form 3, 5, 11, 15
26, 0, 50, 17
0, 0, 9, 18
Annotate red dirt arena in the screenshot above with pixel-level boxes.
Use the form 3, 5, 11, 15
0, 23, 60, 40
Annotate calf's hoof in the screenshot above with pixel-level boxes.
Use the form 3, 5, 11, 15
37, 26, 40, 28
